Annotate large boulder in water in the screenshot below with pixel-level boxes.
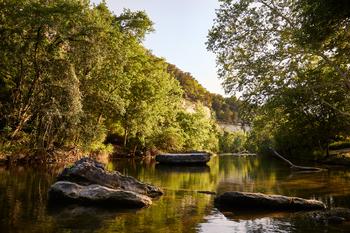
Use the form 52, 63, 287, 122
215, 191, 326, 211
49, 181, 152, 208
56, 157, 163, 198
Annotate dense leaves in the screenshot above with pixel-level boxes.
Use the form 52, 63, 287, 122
0, 0, 219, 157
208, 0, 350, 155
167, 64, 241, 124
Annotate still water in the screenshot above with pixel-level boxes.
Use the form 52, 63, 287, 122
1, 155, 350, 233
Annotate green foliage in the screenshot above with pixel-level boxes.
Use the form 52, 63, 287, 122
295, 0, 350, 48
119, 53, 184, 151
151, 127, 185, 152
167, 64, 241, 124
0, 0, 220, 157
167, 63, 212, 106
207, 0, 350, 156
211, 94, 240, 123
176, 105, 219, 152
115, 9, 154, 40
219, 131, 247, 153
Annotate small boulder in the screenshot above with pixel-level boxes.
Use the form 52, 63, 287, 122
49, 181, 152, 208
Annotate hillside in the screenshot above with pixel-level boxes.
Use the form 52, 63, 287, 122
167, 63, 241, 125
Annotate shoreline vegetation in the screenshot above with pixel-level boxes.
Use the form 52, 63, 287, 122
0, 0, 241, 164
1, 0, 349, 167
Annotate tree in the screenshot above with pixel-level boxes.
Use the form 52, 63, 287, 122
0, 0, 220, 158
0, 0, 97, 150
207, 0, 350, 154
119, 51, 183, 151
176, 105, 219, 152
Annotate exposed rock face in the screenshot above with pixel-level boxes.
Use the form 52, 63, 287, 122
49, 181, 152, 208
155, 153, 211, 164
214, 191, 326, 211
57, 157, 163, 198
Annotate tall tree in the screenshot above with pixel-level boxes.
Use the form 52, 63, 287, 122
207, 0, 350, 153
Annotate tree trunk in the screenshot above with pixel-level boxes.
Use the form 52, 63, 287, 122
123, 128, 128, 147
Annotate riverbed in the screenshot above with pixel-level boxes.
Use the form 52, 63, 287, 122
1, 155, 350, 232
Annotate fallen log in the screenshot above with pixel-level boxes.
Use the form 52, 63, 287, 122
214, 191, 326, 211
269, 147, 325, 171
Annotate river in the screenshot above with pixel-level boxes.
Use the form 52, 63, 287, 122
1, 155, 350, 232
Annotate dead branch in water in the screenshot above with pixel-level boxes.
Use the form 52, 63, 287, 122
269, 147, 325, 172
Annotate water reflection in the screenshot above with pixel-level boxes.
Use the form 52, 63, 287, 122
198, 210, 294, 233
0, 155, 350, 232
155, 164, 211, 173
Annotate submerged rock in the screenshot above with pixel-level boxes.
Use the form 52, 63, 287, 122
155, 153, 211, 164
214, 191, 326, 211
57, 157, 163, 198
294, 207, 350, 225
49, 181, 152, 208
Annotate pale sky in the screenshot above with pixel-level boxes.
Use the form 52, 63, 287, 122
90, 0, 225, 95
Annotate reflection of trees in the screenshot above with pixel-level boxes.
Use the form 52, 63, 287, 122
97, 191, 212, 233
0, 166, 60, 232
99, 159, 218, 233
1, 156, 350, 233
110, 159, 219, 192
216, 155, 280, 194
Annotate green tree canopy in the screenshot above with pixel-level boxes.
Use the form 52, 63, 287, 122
207, 0, 350, 154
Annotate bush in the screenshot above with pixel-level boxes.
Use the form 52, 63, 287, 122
219, 131, 247, 153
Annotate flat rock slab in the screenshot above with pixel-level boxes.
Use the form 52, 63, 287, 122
155, 153, 211, 164
215, 191, 326, 211
57, 158, 163, 198
49, 181, 152, 208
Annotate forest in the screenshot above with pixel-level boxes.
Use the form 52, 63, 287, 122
208, 0, 350, 158
0, 0, 226, 161
1, 0, 349, 162
0, 0, 246, 162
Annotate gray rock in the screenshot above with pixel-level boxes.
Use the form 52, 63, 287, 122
214, 191, 326, 211
155, 153, 211, 164
49, 181, 152, 208
57, 157, 163, 198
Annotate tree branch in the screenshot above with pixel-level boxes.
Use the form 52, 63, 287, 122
269, 147, 325, 171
